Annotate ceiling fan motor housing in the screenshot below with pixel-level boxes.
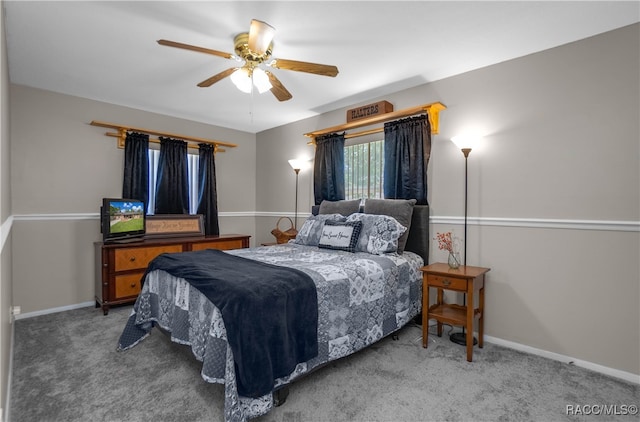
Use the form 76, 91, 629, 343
234, 33, 273, 64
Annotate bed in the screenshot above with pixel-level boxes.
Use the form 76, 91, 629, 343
117, 200, 429, 422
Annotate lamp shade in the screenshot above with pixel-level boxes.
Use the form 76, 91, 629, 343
230, 67, 272, 94
230, 68, 253, 93
252, 68, 272, 93
451, 134, 482, 151
287, 159, 303, 171
288, 158, 310, 172
248, 20, 275, 55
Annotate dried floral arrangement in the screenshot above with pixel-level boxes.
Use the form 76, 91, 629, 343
436, 231, 460, 268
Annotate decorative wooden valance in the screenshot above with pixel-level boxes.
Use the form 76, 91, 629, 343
90, 120, 238, 152
304, 101, 446, 141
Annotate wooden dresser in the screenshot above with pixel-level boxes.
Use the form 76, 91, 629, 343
95, 234, 250, 315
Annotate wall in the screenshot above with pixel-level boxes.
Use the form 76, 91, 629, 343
9, 85, 257, 314
257, 24, 639, 377
0, 0, 11, 418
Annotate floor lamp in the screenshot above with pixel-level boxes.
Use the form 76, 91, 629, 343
288, 159, 303, 230
449, 135, 480, 346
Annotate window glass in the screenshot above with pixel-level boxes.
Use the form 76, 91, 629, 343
344, 139, 384, 200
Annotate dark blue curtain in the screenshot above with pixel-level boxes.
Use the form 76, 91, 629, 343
154, 137, 189, 214
313, 132, 345, 205
122, 132, 149, 207
383, 115, 431, 205
196, 144, 220, 235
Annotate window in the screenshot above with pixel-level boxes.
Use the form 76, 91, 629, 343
147, 149, 200, 215
344, 139, 384, 200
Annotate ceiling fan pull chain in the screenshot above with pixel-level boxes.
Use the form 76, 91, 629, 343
250, 75, 255, 124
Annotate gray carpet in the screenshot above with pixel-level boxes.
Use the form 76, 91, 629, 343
9, 306, 639, 422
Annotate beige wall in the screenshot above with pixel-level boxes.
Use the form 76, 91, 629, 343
3, 20, 638, 413
257, 24, 639, 376
9, 85, 257, 313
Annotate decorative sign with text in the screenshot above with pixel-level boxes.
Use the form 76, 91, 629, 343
346, 100, 393, 123
145, 214, 204, 238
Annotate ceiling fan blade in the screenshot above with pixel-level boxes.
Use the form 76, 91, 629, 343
271, 58, 339, 77
265, 71, 293, 102
157, 39, 233, 60
248, 19, 275, 56
197, 68, 238, 87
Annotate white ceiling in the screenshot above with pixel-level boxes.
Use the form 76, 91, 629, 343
4, 1, 639, 133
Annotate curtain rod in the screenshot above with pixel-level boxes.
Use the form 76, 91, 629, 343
304, 102, 446, 141
90, 120, 238, 152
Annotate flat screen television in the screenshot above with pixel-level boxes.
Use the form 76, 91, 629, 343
100, 198, 146, 243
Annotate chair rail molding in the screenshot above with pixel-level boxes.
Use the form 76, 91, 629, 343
1, 215, 14, 252
430, 215, 639, 232
10, 213, 639, 232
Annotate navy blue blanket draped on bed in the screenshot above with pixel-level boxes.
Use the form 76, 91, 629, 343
118, 249, 318, 398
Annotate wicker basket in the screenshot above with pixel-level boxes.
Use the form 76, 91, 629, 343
271, 216, 298, 244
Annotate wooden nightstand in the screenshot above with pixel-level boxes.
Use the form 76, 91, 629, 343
421, 263, 490, 361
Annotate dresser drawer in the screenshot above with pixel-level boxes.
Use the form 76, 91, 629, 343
428, 274, 467, 291
191, 239, 245, 251
114, 272, 143, 298
114, 244, 183, 271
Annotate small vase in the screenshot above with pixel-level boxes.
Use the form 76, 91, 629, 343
448, 252, 461, 269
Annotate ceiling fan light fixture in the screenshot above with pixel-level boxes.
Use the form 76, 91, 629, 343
230, 67, 272, 94
249, 19, 275, 55
230, 68, 253, 93
252, 68, 272, 93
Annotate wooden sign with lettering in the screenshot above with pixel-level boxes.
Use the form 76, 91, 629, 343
145, 214, 205, 238
347, 101, 393, 123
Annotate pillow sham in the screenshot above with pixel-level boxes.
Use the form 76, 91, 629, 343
318, 199, 361, 216
364, 198, 416, 254
294, 213, 346, 246
346, 213, 407, 255
318, 220, 362, 253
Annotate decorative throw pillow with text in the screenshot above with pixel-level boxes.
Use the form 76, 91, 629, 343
318, 220, 362, 252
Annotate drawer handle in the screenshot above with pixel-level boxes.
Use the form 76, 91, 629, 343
130, 283, 136, 288
129, 257, 136, 262
442, 278, 451, 286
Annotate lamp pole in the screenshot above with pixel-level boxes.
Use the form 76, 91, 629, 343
461, 148, 471, 266
293, 168, 300, 230
450, 146, 477, 347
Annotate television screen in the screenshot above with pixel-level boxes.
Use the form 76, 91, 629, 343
102, 198, 146, 242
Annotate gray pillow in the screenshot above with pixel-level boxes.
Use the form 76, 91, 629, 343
363, 199, 417, 254
293, 213, 345, 246
318, 199, 361, 216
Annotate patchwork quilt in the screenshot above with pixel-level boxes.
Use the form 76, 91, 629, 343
117, 243, 423, 422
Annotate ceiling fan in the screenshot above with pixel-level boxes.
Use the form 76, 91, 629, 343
157, 19, 339, 101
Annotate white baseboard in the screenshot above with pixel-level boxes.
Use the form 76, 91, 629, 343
13, 301, 95, 321
484, 334, 640, 385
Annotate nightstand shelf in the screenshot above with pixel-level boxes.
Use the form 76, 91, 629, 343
427, 303, 469, 325
421, 263, 490, 362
